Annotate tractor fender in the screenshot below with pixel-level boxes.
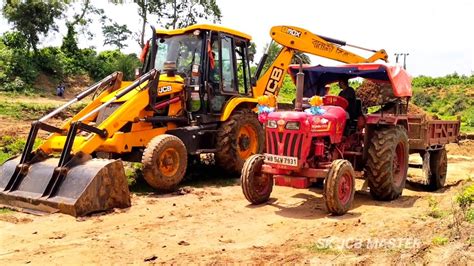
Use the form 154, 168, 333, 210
220, 97, 259, 121
365, 114, 409, 131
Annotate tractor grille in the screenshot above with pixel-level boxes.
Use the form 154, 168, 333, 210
266, 130, 304, 159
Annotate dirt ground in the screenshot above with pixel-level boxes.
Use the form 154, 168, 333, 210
0, 141, 473, 264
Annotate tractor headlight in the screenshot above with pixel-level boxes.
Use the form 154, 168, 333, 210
267, 120, 277, 129
285, 121, 300, 130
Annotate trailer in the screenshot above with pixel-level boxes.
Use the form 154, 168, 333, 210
407, 114, 461, 190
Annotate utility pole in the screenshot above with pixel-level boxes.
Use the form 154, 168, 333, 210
394, 53, 409, 69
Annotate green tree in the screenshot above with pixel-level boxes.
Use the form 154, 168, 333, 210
161, 0, 222, 29
61, 0, 104, 57
110, 0, 163, 48
111, 0, 222, 48
2, 0, 65, 52
61, 24, 79, 57
102, 23, 133, 50
261, 42, 311, 74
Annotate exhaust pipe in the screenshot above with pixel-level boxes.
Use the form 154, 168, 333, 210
294, 56, 304, 112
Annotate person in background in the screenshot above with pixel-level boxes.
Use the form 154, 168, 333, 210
56, 83, 65, 98
338, 79, 356, 119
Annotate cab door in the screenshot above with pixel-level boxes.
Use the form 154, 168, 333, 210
207, 33, 252, 112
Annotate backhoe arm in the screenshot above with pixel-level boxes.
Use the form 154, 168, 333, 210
253, 25, 388, 97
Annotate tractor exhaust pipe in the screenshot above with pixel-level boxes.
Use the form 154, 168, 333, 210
294, 56, 304, 112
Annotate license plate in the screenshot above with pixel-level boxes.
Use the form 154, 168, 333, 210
264, 154, 298, 167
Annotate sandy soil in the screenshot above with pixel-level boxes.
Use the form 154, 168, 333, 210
0, 143, 473, 265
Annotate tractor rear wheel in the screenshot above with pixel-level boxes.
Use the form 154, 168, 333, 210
366, 126, 409, 201
426, 147, 447, 191
324, 159, 355, 215
216, 109, 265, 173
142, 134, 187, 191
241, 154, 273, 204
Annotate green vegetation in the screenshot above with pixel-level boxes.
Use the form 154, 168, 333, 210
0, 136, 42, 164
427, 197, 448, 219
431, 236, 448, 246
456, 183, 474, 223
0, 101, 86, 120
300, 243, 346, 255
412, 74, 474, 88
0, 207, 12, 214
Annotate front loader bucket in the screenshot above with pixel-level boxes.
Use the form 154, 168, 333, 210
0, 158, 131, 216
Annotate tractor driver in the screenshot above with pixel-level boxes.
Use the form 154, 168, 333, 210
338, 79, 357, 120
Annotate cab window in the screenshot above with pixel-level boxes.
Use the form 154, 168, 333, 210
221, 36, 236, 93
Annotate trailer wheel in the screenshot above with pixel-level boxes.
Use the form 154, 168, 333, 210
366, 126, 409, 201
142, 134, 187, 191
324, 159, 355, 215
216, 109, 265, 173
241, 154, 273, 204
426, 148, 447, 191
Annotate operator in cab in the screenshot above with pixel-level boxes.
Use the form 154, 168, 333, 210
338, 79, 357, 120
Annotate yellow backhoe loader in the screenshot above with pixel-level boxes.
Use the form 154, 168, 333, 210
0, 24, 388, 216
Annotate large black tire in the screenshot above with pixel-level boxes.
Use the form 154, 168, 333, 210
324, 159, 355, 215
426, 148, 448, 191
142, 134, 187, 191
366, 126, 409, 201
216, 109, 265, 173
241, 154, 273, 204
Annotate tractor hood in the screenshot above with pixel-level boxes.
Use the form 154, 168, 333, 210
288, 63, 412, 98
266, 105, 346, 140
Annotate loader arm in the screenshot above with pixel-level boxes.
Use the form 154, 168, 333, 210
253, 25, 388, 98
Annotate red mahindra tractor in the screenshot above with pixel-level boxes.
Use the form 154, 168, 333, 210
241, 63, 413, 215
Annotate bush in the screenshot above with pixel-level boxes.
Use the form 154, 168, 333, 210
412, 74, 474, 88
33, 47, 67, 77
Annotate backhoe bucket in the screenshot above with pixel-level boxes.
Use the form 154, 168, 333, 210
0, 158, 131, 216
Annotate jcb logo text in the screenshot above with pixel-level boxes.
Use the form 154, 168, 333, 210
264, 67, 284, 96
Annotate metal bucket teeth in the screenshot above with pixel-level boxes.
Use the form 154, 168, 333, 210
0, 158, 131, 216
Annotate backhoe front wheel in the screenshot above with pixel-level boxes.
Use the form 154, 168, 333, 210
366, 126, 409, 201
142, 134, 187, 191
216, 109, 265, 173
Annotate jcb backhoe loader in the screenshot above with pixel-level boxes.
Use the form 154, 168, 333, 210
0, 24, 388, 216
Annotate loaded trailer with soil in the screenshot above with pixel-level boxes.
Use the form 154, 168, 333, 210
407, 114, 460, 190
241, 63, 460, 215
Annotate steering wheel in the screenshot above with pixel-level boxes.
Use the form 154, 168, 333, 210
323, 95, 349, 110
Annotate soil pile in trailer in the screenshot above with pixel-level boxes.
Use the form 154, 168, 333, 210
356, 80, 433, 120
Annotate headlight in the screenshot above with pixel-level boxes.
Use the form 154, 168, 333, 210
285, 121, 300, 130
267, 120, 277, 128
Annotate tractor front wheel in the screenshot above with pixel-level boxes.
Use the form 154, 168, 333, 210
324, 159, 355, 215
241, 154, 273, 204
142, 134, 187, 191
216, 109, 265, 173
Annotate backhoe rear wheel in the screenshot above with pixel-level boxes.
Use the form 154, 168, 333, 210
366, 126, 409, 201
142, 134, 187, 191
216, 109, 265, 173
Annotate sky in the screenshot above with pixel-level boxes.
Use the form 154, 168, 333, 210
1, 0, 473, 77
